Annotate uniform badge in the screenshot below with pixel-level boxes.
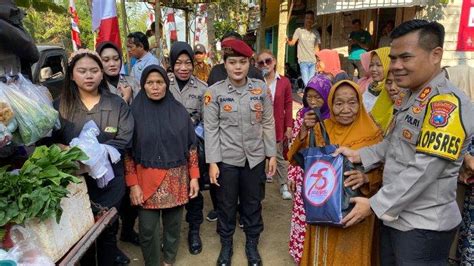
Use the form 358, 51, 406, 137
416, 93, 465, 161
204, 91, 212, 106
104, 127, 117, 133
253, 102, 263, 111
412, 100, 428, 114
250, 88, 263, 95
429, 100, 456, 128
223, 104, 233, 112
402, 129, 413, 140
412, 106, 422, 114
417, 87, 432, 101
395, 98, 403, 107
255, 111, 263, 122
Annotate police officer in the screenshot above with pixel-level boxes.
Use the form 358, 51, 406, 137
334, 20, 474, 265
168, 41, 208, 255
193, 43, 211, 82
204, 39, 277, 266
207, 31, 264, 87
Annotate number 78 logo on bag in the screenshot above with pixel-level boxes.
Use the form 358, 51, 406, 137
304, 160, 338, 206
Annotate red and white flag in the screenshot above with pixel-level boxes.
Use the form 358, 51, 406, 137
69, 0, 81, 51
166, 8, 177, 41
92, 0, 121, 49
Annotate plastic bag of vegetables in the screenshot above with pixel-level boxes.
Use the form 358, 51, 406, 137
0, 81, 58, 146
18, 75, 60, 130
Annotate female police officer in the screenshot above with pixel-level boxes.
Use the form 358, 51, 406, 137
203, 39, 277, 266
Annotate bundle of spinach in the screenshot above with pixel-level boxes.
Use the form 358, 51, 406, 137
0, 145, 87, 230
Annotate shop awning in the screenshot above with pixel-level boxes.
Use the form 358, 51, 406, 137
316, 0, 427, 15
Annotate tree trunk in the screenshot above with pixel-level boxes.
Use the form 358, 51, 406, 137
206, 3, 217, 64
154, 0, 161, 60
277, 0, 289, 75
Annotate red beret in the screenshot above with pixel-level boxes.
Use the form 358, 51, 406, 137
221, 39, 253, 58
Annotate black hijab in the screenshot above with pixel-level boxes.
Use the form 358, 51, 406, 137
131, 65, 196, 169
170, 41, 194, 70
96, 41, 122, 88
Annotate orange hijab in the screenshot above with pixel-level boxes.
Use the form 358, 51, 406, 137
320, 80, 383, 149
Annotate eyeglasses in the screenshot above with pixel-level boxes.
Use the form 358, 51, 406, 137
257, 58, 273, 67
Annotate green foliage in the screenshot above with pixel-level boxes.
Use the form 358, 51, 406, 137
213, 19, 239, 43
16, 0, 66, 13
210, 0, 249, 41
76, 0, 94, 50
418, 0, 450, 21
0, 145, 87, 228
23, 9, 69, 47
22, 0, 94, 52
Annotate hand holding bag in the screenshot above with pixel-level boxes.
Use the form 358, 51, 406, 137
294, 108, 360, 226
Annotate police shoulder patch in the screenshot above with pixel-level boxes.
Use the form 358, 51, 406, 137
204, 90, 212, 106
416, 93, 466, 161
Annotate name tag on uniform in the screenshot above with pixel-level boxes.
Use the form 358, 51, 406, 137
105, 127, 117, 133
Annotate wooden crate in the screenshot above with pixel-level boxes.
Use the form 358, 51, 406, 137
24, 177, 94, 262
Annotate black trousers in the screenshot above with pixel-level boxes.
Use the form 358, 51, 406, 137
380, 223, 457, 266
185, 191, 204, 230
120, 187, 138, 236
216, 160, 265, 239
81, 200, 122, 266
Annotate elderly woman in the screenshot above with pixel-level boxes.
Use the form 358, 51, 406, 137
125, 65, 199, 266
288, 80, 383, 265
287, 74, 332, 264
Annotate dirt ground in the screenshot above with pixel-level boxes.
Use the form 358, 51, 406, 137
119, 99, 303, 266
118, 181, 295, 266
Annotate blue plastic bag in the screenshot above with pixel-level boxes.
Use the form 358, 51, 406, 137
294, 108, 359, 226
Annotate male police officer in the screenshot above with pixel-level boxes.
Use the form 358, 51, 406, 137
204, 39, 277, 266
334, 20, 474, 265
168, 41, 208, 254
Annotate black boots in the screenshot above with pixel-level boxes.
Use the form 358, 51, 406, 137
188, 228, 203, 255
217, 239, 233, 266
245, 237, 262, 266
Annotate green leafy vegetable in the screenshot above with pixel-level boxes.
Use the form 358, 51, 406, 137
0, 145, 87, 228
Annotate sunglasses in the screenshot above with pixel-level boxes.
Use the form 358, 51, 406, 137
257, 58, 273, 67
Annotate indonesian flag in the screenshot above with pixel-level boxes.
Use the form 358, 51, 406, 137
166, 8, 177, 41
92, 0, 121, 49
69, 0, 81, 51
147, 12, 155, 28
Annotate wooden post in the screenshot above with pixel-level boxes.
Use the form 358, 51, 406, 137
206, 3, 217, 64
120, 0, 130, 74
185, 8, 189, 43
277, 0, 289, 75
155, 0, 161, 60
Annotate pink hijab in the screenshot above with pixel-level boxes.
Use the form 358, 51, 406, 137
316, 49, 345, 78
356, 51, 373, 93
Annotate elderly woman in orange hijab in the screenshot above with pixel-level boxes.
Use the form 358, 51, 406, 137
316, 49, 349, 83
288, 80, 383, 266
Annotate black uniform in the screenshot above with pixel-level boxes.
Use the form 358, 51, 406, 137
51, 92, 134, 266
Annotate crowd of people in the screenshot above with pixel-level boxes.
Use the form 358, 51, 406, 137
3, 5, 474, 265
